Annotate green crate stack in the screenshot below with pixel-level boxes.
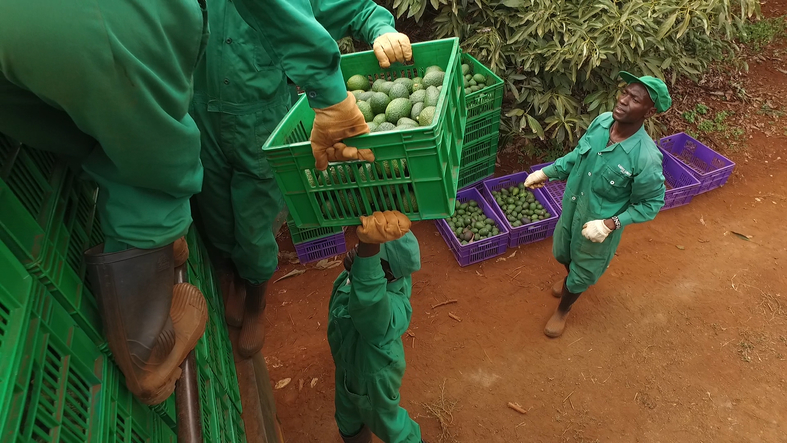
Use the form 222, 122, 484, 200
0, 135, 104, 344
1, 134, 249, 440
186, 226, 245, 414
458, 54, 504, 190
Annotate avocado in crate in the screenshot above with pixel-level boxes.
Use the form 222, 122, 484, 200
263, 38, 466, 228
348, 65, 449, 132
482, 172, 559, 248
435, 187, 509, 266
460, 54, 504, 121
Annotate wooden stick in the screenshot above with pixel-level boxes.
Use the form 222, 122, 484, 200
507, 402, 527, 415
448, 312, 462, 322
431, 299, 458, 309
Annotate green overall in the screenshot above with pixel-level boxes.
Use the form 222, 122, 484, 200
327, 233, 422, 443
191, 0, 395, 283
543, 112, 665, 293
0, 0, 208, 252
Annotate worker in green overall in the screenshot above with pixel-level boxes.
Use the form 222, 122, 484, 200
525, 72, 671, 338
193, 0, 412, 358
328, 211, 427, 443
0, 0, 377, 403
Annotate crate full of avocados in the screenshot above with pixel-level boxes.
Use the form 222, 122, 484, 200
263, 38, 467, 228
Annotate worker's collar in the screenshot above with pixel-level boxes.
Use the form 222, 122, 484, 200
597, 115, 647, 154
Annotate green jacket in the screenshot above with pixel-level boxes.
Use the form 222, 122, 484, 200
544, 112, 665, 293
327, 232, 421, 375
196, 0, 396, 113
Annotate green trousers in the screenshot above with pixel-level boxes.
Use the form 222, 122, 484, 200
552, 197, 622, 293
190, 102, 288, 284
0, 0, 208, 251
334, 365, 422, 443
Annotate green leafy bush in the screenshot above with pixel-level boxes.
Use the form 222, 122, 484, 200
383, 0, 760, 149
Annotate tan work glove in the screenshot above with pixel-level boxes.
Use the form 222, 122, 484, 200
311, 92, 370, 171
373, 33, 413, 68
357, 211, 411, 244
524, 169, 548, 189
326, 143, 375, 164
581, 219, 612, 243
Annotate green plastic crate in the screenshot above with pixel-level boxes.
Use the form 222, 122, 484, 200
263, 38, 466, 228
463, 107, 502, 146
287, 215, 342, 245
99, 365, 164, 443
0, 287, 107, 443
460, 131, 499, 167
458, 155, 496, 190
462, 53, 504, 120
186, 226, 243, 411
197, 365, 247, 443
0, 136, 103, 344
0, 243, 36, 432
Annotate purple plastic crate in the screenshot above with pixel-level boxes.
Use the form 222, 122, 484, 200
660, 148, 701, 210
294, 231, 347, 264
435, 187, 509, 266
481, 172, 559, 248
658, 133, 735, 194
530, 162, 565, 213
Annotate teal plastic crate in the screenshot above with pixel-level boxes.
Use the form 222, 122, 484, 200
0, 287, 106, 443
462, 53, 504, 121
263, 38, 466, 228
287, 215, 342, 245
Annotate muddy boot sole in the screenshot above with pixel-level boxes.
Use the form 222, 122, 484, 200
138, 283, 208, 405
173, 237, 189, 268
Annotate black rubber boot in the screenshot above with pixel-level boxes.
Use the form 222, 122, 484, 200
85, 244, 177, 401
85, 243, 208, 405
551, 263, 571, 298
340, 425, 372, 443
238, 280, 268, 358
544, 282, 582, 338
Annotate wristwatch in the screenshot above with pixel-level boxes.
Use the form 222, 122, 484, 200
611, 216, 621, 230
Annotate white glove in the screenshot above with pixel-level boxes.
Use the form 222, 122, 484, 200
524, 169, 548, 189
582, 220, 612, 243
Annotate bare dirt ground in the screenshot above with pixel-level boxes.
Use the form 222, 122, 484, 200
262, 5, 787, 443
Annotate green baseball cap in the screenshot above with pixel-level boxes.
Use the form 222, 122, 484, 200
619, 71, 672, 113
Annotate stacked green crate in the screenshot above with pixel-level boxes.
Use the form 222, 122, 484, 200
186, 226, 247, 442
458, 54, 504, 189
0, 243, 174, 443
0, 136, 104, 344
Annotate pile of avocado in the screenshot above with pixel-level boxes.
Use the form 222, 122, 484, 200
346, 65, 447, 133
446, 199, 501, 245
461, 61, 489, 96
491, 183, 552, 228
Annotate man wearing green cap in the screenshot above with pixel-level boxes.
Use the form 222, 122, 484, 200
327, 211, 427, 443
525, 72, 671, 338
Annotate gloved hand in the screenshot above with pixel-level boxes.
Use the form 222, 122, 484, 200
311, 92, 370, 171
524, 170, 548, 189
326, 143, 374, 164
357, 211, 411, 244
582, 219, 612, 243
373, 33, 413, 68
